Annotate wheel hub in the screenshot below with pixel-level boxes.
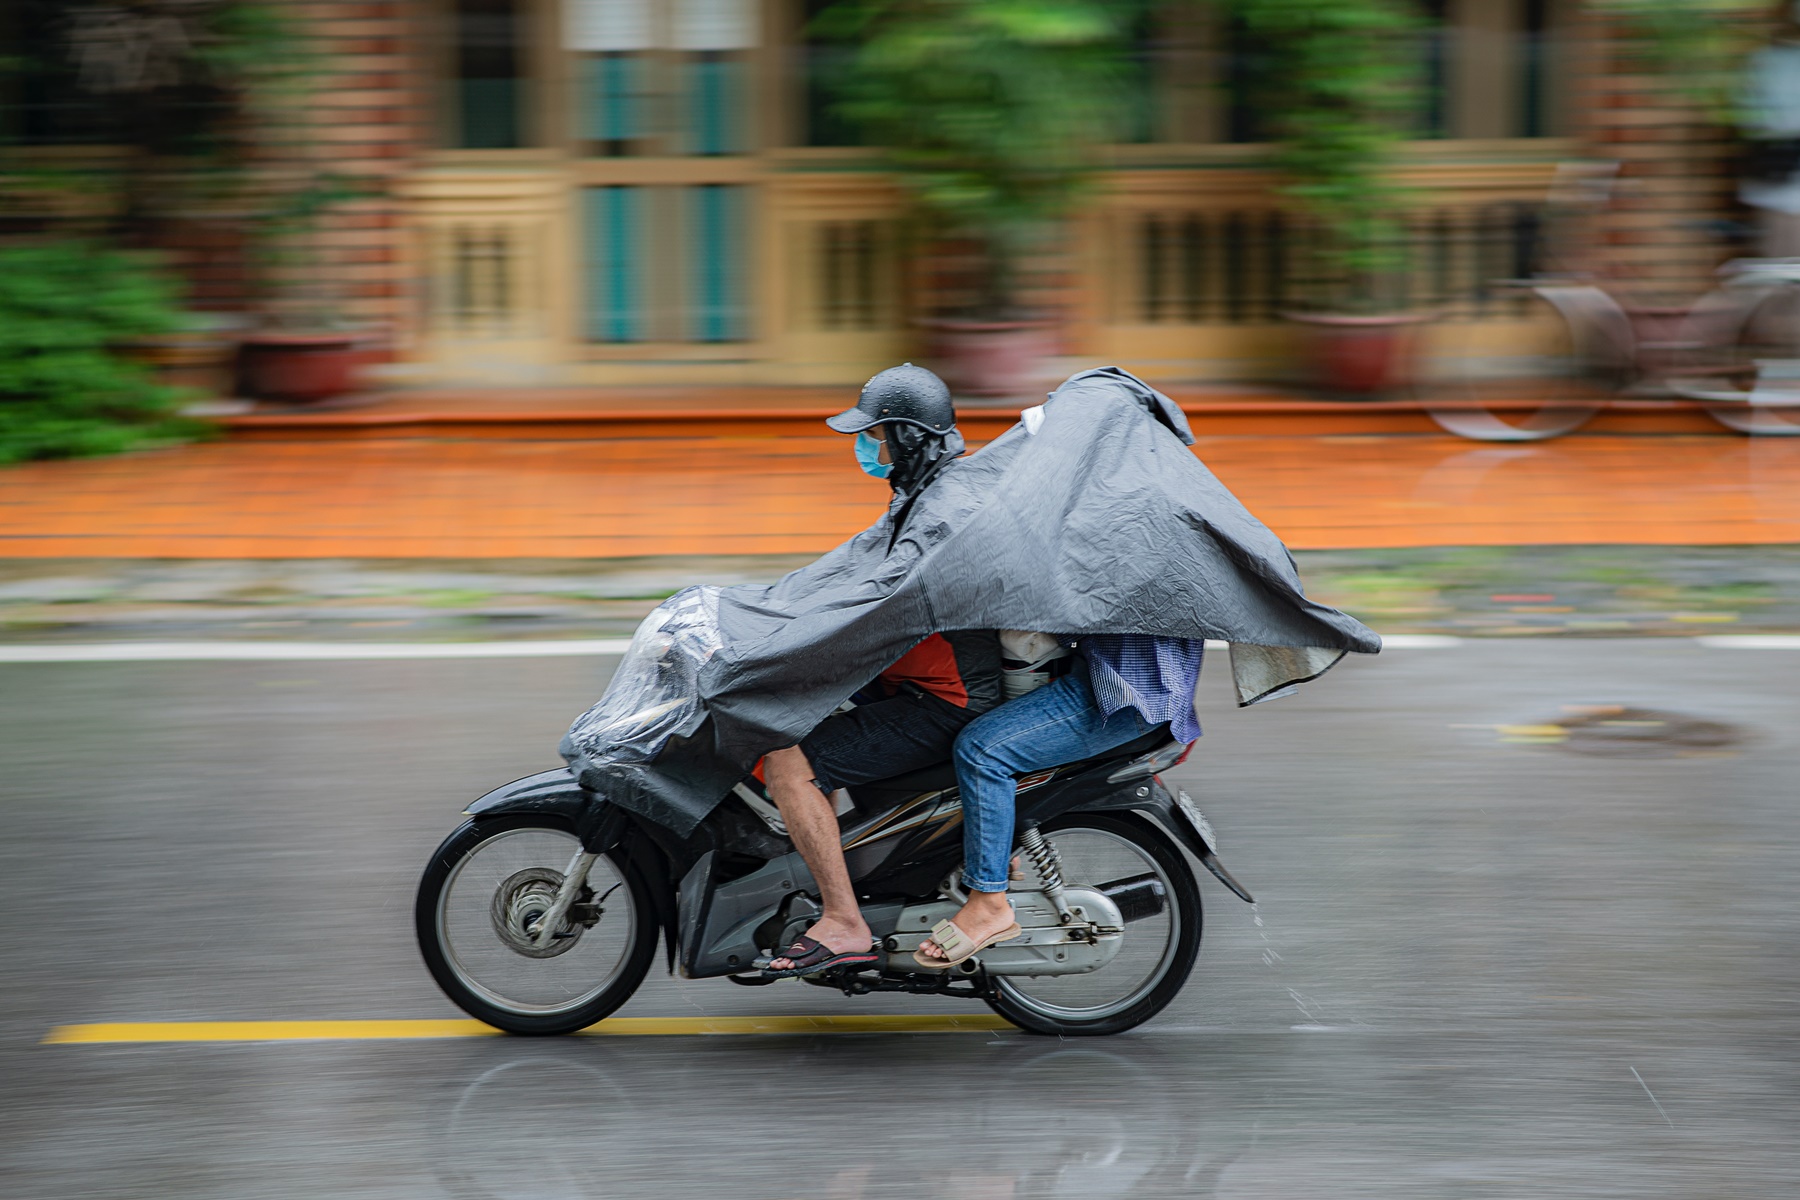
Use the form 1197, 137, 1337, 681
491, 867, 585, 959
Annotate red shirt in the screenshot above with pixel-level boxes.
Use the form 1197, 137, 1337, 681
876, 631, 1001, 712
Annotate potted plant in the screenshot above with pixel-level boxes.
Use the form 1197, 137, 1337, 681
1233, 0, 1425, 396
815, 0, 1138, 397
6, 1, 376, 405
218, 12, 382, 407
4, 2, 307, 403
234, 169, 381, 406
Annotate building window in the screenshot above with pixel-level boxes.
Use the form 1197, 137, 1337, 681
1222, 15, 1271, 144
582, 183, 748, 343
1520, 0, 1552, 138
453, 0, 525, 149
817, 220, 887, 329
1218, 0, 1564, 145
801, 0, 858, 147
567, 0, 757, 156
2, 2, 107, 145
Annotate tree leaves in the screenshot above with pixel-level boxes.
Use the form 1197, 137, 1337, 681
815, 0, 1144, 315
0, 242, 201, 465
1228, 0, 1425, 304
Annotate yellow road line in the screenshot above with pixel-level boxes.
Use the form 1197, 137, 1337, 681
43, 1014, 1013, 1044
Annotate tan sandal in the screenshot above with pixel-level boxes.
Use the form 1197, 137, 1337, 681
912, 918, 1021, 970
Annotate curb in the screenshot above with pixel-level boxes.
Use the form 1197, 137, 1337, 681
218, 394, 1730, 441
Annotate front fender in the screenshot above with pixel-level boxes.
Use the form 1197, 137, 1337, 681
466, 766, 626, 852
466, 767, 592, 824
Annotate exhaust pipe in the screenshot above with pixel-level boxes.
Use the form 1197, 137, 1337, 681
1098, 872, 1166, 922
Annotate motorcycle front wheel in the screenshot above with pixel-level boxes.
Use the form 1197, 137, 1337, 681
415, 814, 658, 1035
986, 812, 1202, 1037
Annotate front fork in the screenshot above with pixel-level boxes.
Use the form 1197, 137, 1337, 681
531, 850, 598, 949
532, 804, 633, 947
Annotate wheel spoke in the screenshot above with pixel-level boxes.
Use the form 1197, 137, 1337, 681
994, 820, 1194, 1026
433, 826, 637, 1017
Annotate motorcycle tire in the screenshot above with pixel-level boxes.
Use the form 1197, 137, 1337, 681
986, 811, 1202, 1037
416, 814, 659, 1036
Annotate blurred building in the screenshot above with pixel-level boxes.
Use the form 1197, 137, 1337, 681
1, 1, 1746, 389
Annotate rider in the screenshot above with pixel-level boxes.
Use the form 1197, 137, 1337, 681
913, 634, 1208, 967
761, 365, 1005, 976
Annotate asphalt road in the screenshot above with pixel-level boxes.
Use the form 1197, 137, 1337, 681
2, 640, 1796, 1198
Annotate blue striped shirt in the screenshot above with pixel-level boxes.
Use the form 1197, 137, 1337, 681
1079, 634, 1205, 743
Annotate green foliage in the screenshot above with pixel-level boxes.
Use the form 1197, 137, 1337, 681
1228, 0, 1424, 308
814, 0, 1143, 317
1, 2, 310, 168
0, 3, 353, 321
1590, 0, 1767, 124
0, 242, 202, 465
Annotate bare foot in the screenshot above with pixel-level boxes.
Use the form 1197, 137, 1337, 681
768, 914, 872, 971
917, 891, 1017, 963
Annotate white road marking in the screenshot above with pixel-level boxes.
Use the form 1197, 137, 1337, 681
1378, 635, 1463, 648
0, 640, 636, 663
3, 637, 1417, 662
1696, 635, 1800, 649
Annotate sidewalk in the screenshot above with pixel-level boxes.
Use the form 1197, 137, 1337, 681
0, 432, 1795, 559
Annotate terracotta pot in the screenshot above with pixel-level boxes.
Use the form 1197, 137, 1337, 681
918, 318, 1056, 399
237, 331, 369, 405
1286, 312, 1424, 398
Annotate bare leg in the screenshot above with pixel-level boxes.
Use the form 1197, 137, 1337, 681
763, 746, 871, 969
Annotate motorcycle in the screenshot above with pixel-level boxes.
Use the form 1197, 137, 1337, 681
415, 627, 1255, 1038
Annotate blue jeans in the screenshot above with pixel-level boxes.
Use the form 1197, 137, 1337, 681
951, 667, 1156, 892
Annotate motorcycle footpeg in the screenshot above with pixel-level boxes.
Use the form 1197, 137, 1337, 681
726, 972, 780, 987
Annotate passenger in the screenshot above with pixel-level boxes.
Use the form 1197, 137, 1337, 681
761, 366, 1004, 977
915, 634, 1205, 968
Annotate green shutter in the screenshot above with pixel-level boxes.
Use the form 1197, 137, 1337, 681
689, 185, 744, 342
688, 56, 743, 156
579, 53, 641, 145
584, 187, 640, 342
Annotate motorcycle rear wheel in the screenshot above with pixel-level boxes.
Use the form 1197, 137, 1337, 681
986, 812, 1202, 1037
416, 814, 658, 1035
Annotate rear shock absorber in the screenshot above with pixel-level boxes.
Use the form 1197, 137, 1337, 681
1017, 823, 1073, 923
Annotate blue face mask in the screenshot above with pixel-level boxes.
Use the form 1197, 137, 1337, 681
854, 430, 892, 479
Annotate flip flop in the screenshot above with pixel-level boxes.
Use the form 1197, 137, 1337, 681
912, 919, 1022, 970
757, 935, 881, 978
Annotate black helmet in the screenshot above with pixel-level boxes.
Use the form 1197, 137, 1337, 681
826, 363, 956, 435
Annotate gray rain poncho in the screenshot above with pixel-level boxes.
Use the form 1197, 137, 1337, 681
561, 367, 1381, 835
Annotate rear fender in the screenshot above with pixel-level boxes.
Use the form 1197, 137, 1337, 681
1074, 779, 1255, 904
